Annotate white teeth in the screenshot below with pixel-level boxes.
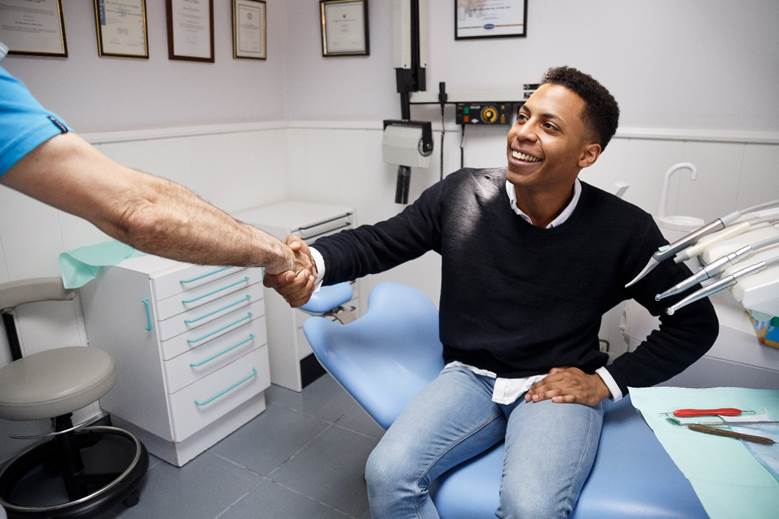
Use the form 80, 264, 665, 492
512, 150, 541, 162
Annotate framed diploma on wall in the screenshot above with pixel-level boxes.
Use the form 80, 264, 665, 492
93, 0, 149, 58
0, 0, 68, 57
455, 0, 527, 40
166, 0, 214, 62
320, 0, 369, 57
232, 0, 266, 60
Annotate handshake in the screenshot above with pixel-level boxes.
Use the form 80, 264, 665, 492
264, 235, 317, 307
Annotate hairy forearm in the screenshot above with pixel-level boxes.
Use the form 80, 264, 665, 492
2, 133, 293, 272
114, 173, 291, 269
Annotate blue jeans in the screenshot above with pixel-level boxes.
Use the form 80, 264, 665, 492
365, 364, 604, 519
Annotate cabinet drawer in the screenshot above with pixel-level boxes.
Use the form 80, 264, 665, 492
155, 269, 262, 322
160, 300, 265, 360
158, 293, 263, 342
165, 319, 267, 393
170, 347, 269, 442
153, 265, 249, 301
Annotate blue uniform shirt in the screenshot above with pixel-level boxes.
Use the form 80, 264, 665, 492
0, 65, 71, 177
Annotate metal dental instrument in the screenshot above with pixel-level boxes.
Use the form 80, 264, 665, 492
665, 254, 779, 315
625, 199, 779, 288
656, 235, 779, 301
673, 217, 779, 264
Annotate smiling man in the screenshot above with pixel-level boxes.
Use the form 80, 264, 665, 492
266, 66, 719, 518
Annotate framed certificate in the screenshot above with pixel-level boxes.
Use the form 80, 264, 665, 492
166, 0, 214, 62
93, 0, 149, 59
232, 0, 266, 60
0, 0, 68, 57
455, 0, 527, 40
320, 0, 369, 57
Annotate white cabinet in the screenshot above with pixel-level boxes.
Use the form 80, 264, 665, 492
79, 255, 270, 466
234, 201, 360, 391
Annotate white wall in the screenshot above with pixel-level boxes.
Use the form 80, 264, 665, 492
288, 0, 779, 132
3, 0, 288, 131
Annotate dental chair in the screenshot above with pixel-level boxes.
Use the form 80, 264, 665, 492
0, 278, 148, 518
303, 282, 708, 518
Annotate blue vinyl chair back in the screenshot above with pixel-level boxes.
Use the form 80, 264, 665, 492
303, 282, 443, 429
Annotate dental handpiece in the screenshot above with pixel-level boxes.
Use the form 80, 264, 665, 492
655, 233, 779, 301
625, 199, 779, 288
666, 254, 779, 316
673, 217, 779, 264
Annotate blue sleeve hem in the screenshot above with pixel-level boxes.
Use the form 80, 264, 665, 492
0, 121, 63, 177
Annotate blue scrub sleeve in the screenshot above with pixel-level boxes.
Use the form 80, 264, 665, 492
0, 66, 72, 176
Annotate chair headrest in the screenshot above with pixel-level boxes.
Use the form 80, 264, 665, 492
0, 277, 75, 311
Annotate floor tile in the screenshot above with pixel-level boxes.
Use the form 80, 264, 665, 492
114, 451, 261, 519
211, 405, 330, 475
332, 396, 385, 439
218, 478, 350, 519
270, 424, 377, 517
266, 376, 346, 421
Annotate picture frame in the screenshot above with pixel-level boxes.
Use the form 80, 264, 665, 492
320, 0, 369, 57
455, 0, 527, 40
232, 0, 266, 60
0, 0, 68, 57
93, 0, 149, 59
166, 0, 214, 62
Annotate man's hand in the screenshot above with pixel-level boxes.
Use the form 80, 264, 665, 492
263, 235, 317, 307
524, 367, 610, 406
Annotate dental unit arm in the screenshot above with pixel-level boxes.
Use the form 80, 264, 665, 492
673, 216, 779, 263
665, 255, 779, 316
625, 199, 779, 288
655, 233, 779, 301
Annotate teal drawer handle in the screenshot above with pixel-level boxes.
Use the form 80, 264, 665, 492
179, 266, 231, 286
184, 294, 251, 326
189, 334, 256, 368
187, 312, 252, 347
142, 299, 153, 332
181, 276, 250, 305
194, 367, 257, 407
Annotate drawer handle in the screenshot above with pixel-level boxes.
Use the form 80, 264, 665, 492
194, 367, 258, 407
179, 266, 231, 286
181, 276, 250, 305
187, 312, 253, 348
189, 334, 256, 368
142, 299, 153, 332
184, 294, 251, 326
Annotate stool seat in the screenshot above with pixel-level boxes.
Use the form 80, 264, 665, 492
0, 346, 115, 421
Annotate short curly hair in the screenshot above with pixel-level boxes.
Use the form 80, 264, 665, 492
542, 66, 620, 150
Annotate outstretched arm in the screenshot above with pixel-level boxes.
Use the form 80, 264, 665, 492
1, 132, 303, 274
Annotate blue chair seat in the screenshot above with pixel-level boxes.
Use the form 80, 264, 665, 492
303, 283, 706, 518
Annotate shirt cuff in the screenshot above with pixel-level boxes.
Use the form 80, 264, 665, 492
309, 247, 326, 290
595, 367, 623, 401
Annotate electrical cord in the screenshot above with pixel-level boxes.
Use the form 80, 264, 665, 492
460, 124, 466, 169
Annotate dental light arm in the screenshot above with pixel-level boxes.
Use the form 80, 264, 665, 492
665, 254, 779, 316
625, 199, 779, 288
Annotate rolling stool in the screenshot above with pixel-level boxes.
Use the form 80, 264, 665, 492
0, 278, 148, 518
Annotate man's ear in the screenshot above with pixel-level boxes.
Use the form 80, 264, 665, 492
578, 142, 602, 169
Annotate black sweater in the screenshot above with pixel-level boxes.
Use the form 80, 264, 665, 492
314, 168, 719, 395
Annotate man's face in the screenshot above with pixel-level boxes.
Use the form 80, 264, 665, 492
506, 83, 600, 191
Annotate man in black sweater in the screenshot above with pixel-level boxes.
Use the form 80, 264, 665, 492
266, 67, 719, 518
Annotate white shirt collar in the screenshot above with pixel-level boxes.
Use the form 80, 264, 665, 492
505, 178, 582, 229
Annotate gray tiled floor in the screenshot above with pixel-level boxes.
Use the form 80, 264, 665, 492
112, 375, 383, 519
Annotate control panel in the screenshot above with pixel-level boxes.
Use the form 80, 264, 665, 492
455, 102, 520, 126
